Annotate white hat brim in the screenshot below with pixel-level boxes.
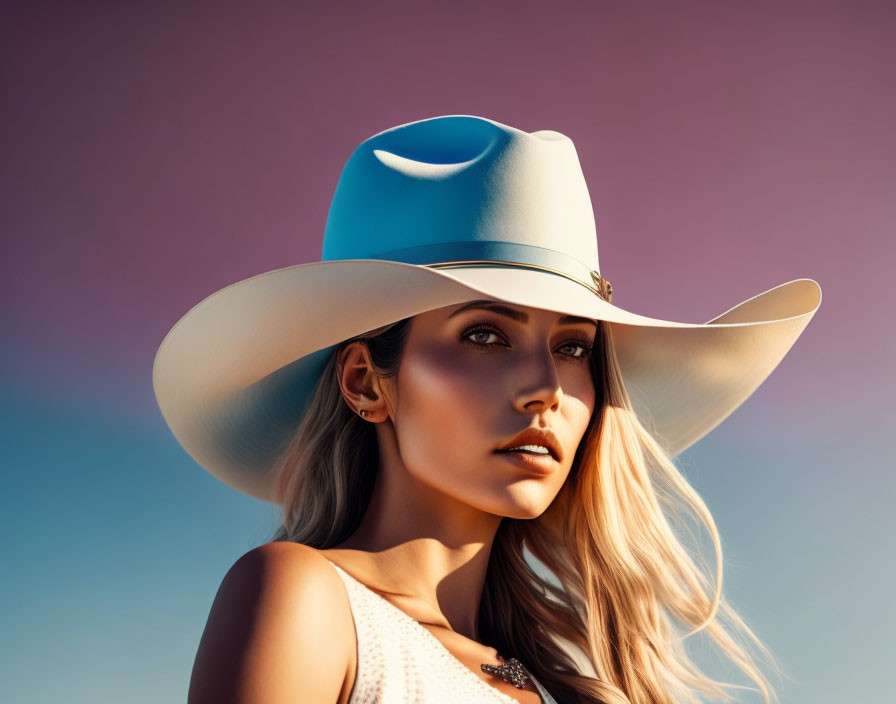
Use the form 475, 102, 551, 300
152, 260, 822, 501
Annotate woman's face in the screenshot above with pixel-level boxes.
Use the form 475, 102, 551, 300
381, 299, 598, 520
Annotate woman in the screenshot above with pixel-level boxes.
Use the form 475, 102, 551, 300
153, 115, 822, 703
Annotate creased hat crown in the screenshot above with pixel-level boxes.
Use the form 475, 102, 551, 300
322, 115, 603, 283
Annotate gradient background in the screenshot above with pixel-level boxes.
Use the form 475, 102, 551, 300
2, 2, 893, 702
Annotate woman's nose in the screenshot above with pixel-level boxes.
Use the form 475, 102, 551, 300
511, 348, 563, 413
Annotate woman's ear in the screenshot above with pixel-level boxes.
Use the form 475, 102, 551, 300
335, 341, 390, 422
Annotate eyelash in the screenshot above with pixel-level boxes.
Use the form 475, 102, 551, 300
460, 324, 594, 362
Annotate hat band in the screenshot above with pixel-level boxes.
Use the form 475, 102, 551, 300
368, 240, 613, 303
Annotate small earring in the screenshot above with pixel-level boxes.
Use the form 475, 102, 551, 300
358, 393, 370, 419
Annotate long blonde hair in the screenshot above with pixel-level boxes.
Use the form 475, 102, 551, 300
272, 315, 784, 704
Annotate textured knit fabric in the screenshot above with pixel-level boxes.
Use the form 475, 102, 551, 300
325, 559, 560, 704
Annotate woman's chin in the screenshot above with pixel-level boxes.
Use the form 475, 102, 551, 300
489, 495, 554, 520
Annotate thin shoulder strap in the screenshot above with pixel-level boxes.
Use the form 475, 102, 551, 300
530, 673, 559, 704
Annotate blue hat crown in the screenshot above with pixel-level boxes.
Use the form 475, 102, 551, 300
321, 115, 607, 297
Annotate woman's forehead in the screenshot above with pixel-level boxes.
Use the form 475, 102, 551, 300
424, 299, 597, 327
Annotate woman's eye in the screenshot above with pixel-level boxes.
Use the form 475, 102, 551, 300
462, 327, 504, 347
557, 340, 593, 360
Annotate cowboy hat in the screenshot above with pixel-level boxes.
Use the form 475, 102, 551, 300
152, 114, 822, 502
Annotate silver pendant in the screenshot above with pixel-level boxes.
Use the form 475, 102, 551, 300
480, 656, 532, 689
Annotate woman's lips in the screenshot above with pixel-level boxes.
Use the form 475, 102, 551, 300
493, 449, 557, 475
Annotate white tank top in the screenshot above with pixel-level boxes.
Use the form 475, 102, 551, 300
325, 559, 560, 704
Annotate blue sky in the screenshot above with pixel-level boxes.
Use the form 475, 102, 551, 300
3, 375, 892, 703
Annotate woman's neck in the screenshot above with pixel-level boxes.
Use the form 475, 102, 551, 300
330, 444, 504, 641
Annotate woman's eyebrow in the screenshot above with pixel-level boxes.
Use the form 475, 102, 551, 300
447, 300, 596, 327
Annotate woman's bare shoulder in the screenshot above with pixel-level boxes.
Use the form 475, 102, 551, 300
188, 541, 355, 704
223, 540, 343, 586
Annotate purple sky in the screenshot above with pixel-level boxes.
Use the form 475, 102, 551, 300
4, 1, 893, 426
